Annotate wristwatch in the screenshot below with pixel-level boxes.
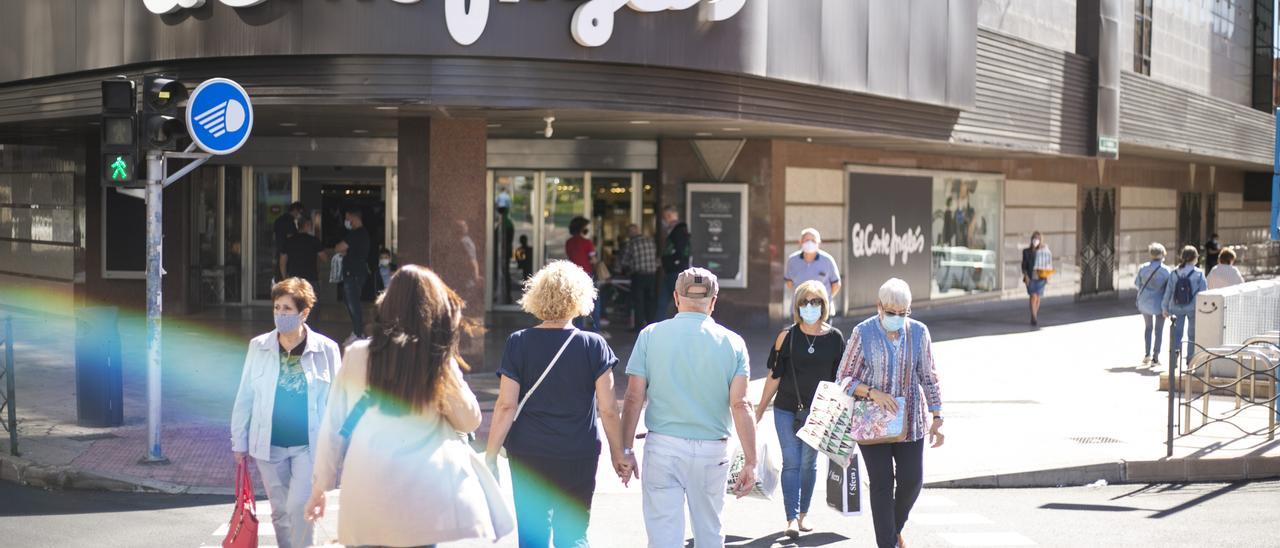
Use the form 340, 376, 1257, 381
622, 448, 634, 456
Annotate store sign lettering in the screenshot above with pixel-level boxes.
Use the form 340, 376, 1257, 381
142, 0, 746, 47
850, 216, 926, 266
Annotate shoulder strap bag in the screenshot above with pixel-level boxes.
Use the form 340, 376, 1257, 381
514, 329, 577, 422
786, 325, 807, 432
1138, 265, 1160, 294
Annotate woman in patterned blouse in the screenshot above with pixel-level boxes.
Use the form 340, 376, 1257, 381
836, 278, 944, 548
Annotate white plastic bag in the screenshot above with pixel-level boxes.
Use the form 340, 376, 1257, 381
727, 413, 782, 500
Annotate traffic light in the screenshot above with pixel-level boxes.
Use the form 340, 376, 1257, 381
101, 78, 137, 187
141, 75, 188, 150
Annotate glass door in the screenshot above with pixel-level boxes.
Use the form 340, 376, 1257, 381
542, 172, 589, 264
491, 171, 537, 307
250, 167, 296, 302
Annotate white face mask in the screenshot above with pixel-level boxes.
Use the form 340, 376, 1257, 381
379, 258, 391, 267
1031, 239, 1040, 248
344, 219, 353, 230
801, 241, 818, 254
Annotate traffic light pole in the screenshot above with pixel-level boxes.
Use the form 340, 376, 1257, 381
141, 144, 211, 464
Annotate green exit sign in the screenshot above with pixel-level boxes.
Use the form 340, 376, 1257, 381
103, 153, 135, 185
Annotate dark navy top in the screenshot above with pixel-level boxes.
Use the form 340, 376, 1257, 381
497, 328, 617, 459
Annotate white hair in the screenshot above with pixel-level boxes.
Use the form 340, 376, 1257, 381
800, 228, 822, 242
1148, 242, 1166, 259
878, 278, 912, 309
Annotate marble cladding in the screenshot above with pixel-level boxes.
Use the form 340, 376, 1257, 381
785, 167, 844, 201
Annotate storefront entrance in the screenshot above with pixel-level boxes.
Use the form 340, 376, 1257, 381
486, 170, 655, 311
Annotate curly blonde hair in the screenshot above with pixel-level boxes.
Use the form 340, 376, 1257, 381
519, 260, 598, 321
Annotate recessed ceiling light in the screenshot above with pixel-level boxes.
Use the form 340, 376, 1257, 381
53, 128, 71, 132
292, 131, 307, 136
722, 127, 742, 132
533, 130, 547, 135
574, 136, 590, 140
695, 132, 713, 137
629, 120, 651, 125
352, 129, 369, 134
374, 106, 398, 111
487, 123, 502, 128
280, 122, 298, 127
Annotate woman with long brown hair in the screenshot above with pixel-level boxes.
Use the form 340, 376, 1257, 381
304, 265, 498, 547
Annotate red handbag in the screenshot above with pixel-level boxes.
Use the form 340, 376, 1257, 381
222, 459, 259, 548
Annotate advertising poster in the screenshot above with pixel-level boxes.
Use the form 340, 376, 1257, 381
686, 183, 748, 288
846, 172, 933, 308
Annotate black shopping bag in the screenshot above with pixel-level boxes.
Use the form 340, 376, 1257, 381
825, 453, 862, 516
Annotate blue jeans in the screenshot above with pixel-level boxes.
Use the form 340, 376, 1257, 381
773, 409, 818, 521
1143, 313, 1166, 358
1169, 312, 1196, 364
342, 272, 367, 337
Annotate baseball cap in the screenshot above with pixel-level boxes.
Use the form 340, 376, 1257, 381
675, 267, 719, 299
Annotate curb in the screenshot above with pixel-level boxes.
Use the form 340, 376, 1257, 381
0, 453, 234, 496
925, 456, 1280, 488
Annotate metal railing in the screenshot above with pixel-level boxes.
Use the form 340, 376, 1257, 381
1, 317, 16, 456
1166, 340, 1279, 457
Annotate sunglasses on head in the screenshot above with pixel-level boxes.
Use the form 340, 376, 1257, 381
798, 298, 826, 307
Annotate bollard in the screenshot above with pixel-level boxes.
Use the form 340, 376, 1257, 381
74, 307, 124, 427
4, 316, 15, 456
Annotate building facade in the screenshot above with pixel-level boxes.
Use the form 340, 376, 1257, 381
1, 1, 1277, 356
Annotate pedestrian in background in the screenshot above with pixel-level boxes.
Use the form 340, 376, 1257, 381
1203, 232, 1221, 273
1135, 243, 1172, 366
1207, 248, 1245, 289
784, 228, 842, 302
334, 208, 370, 344
654, 205, 690, 321
1163, 245, 1208, 365
620, 267, 757, 548
306, 265, 492, 547
837, 278, 944, 548
619, 223, 659, 331
280, 217, 323, 286
1021, 231, 1053, 326
566, 216, 603, 332
754, 281, 844, 540
373, 248, 398, 294
485, 260, 627, 548
274, 202, 304, 279
230, 278, 342, 548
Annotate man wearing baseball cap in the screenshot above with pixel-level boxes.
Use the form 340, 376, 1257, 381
619, 267, 757, 548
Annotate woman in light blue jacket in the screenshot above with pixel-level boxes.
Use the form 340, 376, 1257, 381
1161, 245, 1208, 366
1135, 243, 1171, 366
230, 277, 342, 548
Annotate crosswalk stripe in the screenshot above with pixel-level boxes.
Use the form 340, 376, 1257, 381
909, 512, 994, 526
212, 522, 275, 537
941, 532, 1037, 546
914, 494, 959, 508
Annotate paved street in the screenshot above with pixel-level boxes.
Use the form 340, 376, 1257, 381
3, 479, 1276, 547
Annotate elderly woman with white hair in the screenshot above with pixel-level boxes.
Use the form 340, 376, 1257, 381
836, 278, 943, 548
1135, 242, 1172, 366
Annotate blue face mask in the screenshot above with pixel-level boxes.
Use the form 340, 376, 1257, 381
799, 304, 822, 325
274, 313, 304, 333
880, 312, 906, 332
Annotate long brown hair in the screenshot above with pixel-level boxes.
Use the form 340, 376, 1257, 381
366, 265, 470, 415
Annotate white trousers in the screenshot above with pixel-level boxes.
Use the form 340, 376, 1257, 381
641, 433, 731, 548
256, 445, 314, 548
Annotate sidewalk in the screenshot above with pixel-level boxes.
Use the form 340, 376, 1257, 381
1, 296, 1277, 495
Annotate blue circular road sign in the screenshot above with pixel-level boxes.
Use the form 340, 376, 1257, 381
186, 78, 254, 155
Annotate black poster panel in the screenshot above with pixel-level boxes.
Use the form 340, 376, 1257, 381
104, 188, 146, 274
686, 184, 747, 288
847, 172, 933, 308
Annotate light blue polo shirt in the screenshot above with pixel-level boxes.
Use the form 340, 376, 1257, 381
626, 312, 749, 441
785, 250, 841, 297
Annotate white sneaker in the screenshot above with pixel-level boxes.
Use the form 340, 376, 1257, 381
1142, 355, 1151, 364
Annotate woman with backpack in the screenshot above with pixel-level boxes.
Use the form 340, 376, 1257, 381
753, 281, 844, 540
1162, 245, 1208, 366
304, 265, 503, 547
1135, 243, 1172, 367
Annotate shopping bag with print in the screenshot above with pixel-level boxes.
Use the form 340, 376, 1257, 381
725, 426, 781, 500
222, 459, 258, 548
825, 453, 864, 517
798, 380, 907, 467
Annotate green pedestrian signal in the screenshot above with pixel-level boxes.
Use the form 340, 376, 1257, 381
110, 156, 129, 180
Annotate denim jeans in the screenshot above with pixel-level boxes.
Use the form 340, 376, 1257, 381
773, 409, 818, 521
641, 433, 730, 548
1169, 312, 1196, 364
1142, 313, 1166, 358
342, 272, 368, 337
256, 445, 314, 548
654, 271, 678, 321
631, 273, 657, 329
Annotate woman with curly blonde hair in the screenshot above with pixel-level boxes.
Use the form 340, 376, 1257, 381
486, 260, 626, 547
